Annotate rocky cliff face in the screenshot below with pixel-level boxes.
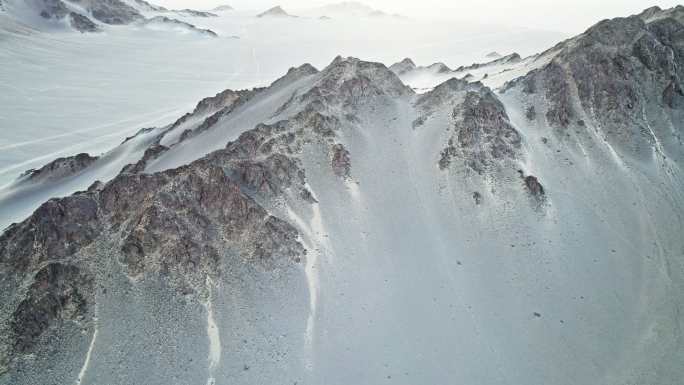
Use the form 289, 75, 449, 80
504, 6, 684, 162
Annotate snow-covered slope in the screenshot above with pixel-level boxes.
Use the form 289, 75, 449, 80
2, 6, 683, 385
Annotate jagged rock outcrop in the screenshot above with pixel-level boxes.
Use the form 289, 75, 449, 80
439, 88, 521, 173
0, 141, 306, 372
70, 0, 143, 24
300, 56, 413, 109
504, 6, 684, 159
331, 143, 351, 178
69, 11, 99, 32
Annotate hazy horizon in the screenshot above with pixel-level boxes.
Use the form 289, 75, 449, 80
153, 0, 681, 33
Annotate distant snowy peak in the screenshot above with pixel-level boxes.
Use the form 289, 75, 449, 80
210, 4, 233, 12
304, 1, 397, 18
455, 53, 522, 72
124, 0, 167, 13
18, 153, 99, 185
257, 6, 295, 18
388, 58, 416, 75
486, 51, 502, 59
0, 0, 143, 32
172, 9, 217, 18
0, 0, 219, 34
143, 16, 218, 37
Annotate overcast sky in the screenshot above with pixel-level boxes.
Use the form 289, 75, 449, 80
154, 0, 681, 33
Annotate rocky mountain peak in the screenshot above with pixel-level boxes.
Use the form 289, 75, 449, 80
389, 57, 416, 75
257, 5, 293, 18
301, 56, 413, 108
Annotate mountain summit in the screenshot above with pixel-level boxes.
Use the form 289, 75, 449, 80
257, 5, 295, 18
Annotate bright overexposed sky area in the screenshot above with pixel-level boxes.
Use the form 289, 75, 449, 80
155, 0, 682, 33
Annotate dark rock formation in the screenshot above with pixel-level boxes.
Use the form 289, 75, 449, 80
130, 0, 167, 12
144, 16, 218, 37
300, 56, 413, 110
524, 175, 545, 197
442, 89, 521, 173
173, 9, 217, 17
472, 191, 483, 205
69, 12, 99, 32
20, 153, 98, 184
36, 0, 69, 19
331, 144, 351, 178
9, 263, 94, 355
71, 0, 144, 24
504, 6, 684, 159
0, 136, 307, 370
389, 58, 416, 76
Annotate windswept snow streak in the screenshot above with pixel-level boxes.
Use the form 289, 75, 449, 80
75, 318, 98, 385
204, 278, 221, 385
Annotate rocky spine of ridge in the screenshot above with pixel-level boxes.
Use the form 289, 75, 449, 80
388, 58, 416, 76
0, 141, 307, 371
0, 57, 411, 373
19, 153, 99, 184
299, 56, 413, 110
454, 53, 522, 72
437, 86, 522, 173
144, 16, 218, 36
70, 0, 143, 25
503, 6, 684, 160
172, 9, 217, 17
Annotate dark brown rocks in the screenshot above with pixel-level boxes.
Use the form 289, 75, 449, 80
331, 144, 351, 178
20, 153, 98, 184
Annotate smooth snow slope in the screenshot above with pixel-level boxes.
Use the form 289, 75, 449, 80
0, 10, 565, 187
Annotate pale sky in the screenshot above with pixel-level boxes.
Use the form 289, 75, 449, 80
155, 0, 681, 33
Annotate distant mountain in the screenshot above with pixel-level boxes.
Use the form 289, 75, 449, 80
485, 51, 502, 58
257, 5, 295, 18
172, 9, 217, 18
0, 0, 143, 32
143, 16, 218, 37
210, 4, 233, 12
304, 1, 396, 18
0, 0, 218, 34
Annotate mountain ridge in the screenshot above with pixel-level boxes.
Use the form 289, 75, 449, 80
1, 5, 683, 385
